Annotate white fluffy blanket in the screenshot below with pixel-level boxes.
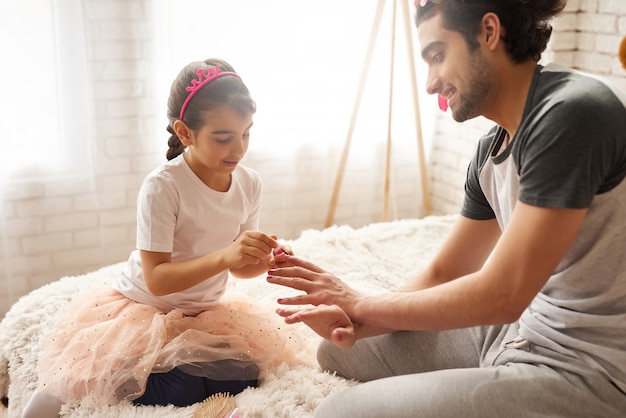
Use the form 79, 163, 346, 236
0, 215, 455, 418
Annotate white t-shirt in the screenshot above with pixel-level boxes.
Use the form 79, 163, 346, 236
113, 153, 262, 315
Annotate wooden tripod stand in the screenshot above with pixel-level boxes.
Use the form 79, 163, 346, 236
324, 0, 431, 228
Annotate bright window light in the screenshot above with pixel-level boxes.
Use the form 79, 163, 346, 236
152, 0, 434, 156
0, 0, 90, 179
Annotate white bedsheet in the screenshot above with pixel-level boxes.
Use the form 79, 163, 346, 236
0, 215, 455, 418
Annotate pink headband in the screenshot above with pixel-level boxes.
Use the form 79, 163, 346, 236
179, 65, 241, 120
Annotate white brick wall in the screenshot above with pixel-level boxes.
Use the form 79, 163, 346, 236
1, 1, 625, 318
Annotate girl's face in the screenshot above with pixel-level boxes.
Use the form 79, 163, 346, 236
183, 105, 253, 190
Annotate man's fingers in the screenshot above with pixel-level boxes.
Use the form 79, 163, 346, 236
276, 306, 311, 324
266, 274, 315, 294
273, 255, 325, 274
331, 328, 355, 349
276, 306, 298, 318
276, 294, 313, 306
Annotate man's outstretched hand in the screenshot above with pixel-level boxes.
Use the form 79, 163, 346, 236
276, 304, 356, 348
267, 254, 362, 316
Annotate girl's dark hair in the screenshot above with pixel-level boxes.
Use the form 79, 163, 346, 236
415, 0, 567, 63
165, 58, 257, 160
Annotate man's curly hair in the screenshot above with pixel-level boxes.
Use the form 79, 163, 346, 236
415, 0, 567, 63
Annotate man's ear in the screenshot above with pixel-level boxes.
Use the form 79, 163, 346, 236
173, 120, 193, 146
480, 12, 503, 52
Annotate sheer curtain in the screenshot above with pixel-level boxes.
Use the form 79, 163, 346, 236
0, 0, 93, 314
0, 0, 91, 178
0, 0, 434, 315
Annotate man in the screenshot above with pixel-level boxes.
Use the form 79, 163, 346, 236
267, 0, 626, 417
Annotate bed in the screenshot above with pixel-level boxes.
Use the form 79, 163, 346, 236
0, 215, 455, 418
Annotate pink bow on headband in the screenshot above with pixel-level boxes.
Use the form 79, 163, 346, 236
414, 0, 428, 6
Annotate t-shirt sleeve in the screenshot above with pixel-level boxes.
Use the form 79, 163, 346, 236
461, 129, 498, 220
515, 85, 626, 209
237, 169, 263, 234
136, 174, 179, 253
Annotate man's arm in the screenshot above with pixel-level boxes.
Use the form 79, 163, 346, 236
273, 203, 586, 342
400, 215, 501, 292
349, 215, 501, 339
351, 202, 587, 332
272, 214, 502, 340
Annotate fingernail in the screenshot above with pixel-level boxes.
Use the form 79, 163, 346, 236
274, 248, 286, 255
335, 331, 342, 341
266, 275, 274, 281
268, 269, 276, 274
277, 298, 283, 303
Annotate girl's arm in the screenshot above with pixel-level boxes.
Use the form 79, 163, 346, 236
141, 230, 277, 296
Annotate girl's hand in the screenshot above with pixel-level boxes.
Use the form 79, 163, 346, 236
276, 304, 356, 348
225, 231, 277, 269
268, 242, 294, 268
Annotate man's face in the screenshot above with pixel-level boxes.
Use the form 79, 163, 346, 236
418, 13, 493, 122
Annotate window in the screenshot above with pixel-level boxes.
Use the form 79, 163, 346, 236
152, 0, 434, 155
0, 0, 90, 179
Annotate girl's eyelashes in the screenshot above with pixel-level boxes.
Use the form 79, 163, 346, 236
214, 131, 251, 144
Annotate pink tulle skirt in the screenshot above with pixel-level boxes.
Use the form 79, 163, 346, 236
36, 287, 313, 405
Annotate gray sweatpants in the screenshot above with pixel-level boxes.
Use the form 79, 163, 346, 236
315, 324, 626, 417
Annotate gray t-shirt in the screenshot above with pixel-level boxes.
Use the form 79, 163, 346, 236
461, 64, 626, 391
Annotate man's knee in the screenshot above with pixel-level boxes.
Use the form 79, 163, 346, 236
317, 336, 401, 382
317, 339, 342, 373
316, 340, 367, 381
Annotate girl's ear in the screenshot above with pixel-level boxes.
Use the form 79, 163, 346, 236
173, 120, 193, 146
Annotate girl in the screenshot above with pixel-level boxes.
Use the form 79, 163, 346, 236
23, 58, 310, 417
